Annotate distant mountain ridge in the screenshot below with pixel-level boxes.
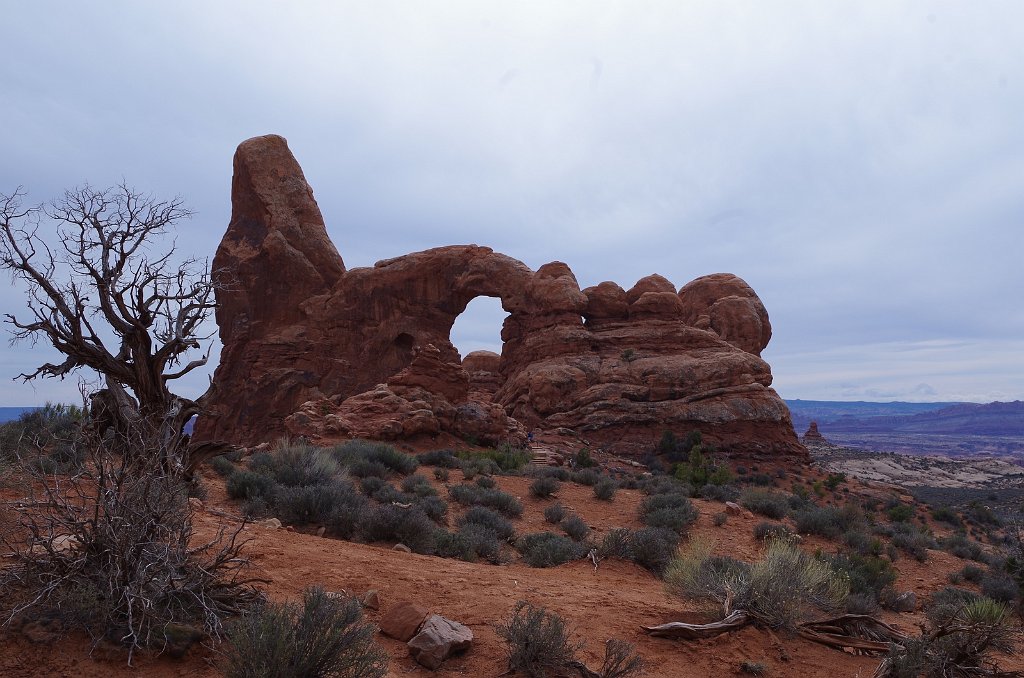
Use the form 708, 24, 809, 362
0, 407, 37, 424
786, 399, 1024, 437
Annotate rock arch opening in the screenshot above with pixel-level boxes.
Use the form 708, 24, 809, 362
449, 295, 507, 362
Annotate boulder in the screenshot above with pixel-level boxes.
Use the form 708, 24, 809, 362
379, 601, 430, 641
891, 591, 917, 613
407, 614, 474, 669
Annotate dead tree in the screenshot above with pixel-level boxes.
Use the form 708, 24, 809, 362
0, 184, 227, 474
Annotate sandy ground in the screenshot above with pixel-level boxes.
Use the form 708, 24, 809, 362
2, 463, 1022, 677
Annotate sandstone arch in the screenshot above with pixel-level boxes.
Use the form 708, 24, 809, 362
195, 135, 804, 460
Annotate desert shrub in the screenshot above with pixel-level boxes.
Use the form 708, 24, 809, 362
544, 502, 567, 524
347, 460, 390, 479
888, 522, 936, 562
598, 528, 636, 560
739, 489, 790, 520
475, 474, 497, 489
560, 515, 589, 541
629, 527, 681, 575
530, 476, 561, 499
639, 493, 699, 534
843, 529, 884, 557
959, 564, 985, 584
941, 532, 987, 562
517, 532, 587, 568
965, 501, 1002, 527
593, 478, 617, 501
325, 492, 370, 540
824, 472, 846, 491
746, 473, 774, 487
887, 503, 914, 523
209, 455, 237, 478
358, 476, 388, 497
739, 660, 767, 676
461, 444, 531, 473
497, 601, 583, 677
0, 403, 84, 473
333, 440, 418, 476
369, 484, 411, 505
447, 484, 522, 517
227, 470, 277, 501
571, 468, 601, 486
753, 522, 793, 542
699, 483, 740, 502
930, 505, 963, 527
433, 468, 449, 482
436, 523, 504, 564
413, 495, 448, 524
793, 504, 861, 539
357, 505, 436, 554
830, 552, 897, 606
713, 512, 728, 527
223, 586, 387, 678
638, 475, 690, 496
880, 594, 1014, 678
845, 592, 880, 615
459, 506, 515, 541
418, 449, 459, 468
276, 480, 361, 526
400, 474, 437, 498
572, 448, 598, 469
927, 587, 982, 625
2, 433, 259, 660
530, 467, 571, 481
981, 571, 1018, 603
448, 483, 482, 506
665, 539, 848, 629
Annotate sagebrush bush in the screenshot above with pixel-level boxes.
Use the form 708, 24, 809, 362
665, 539, 848, 629
418, 449, 459, 468
357, 505, 436, 554
571, 469, 600, 486
639, 493, 699, 534
793, 504, 861, 539
738, 489, 790, 520
593, 478, 617, 501
227, 470, 276, 501
433, 467, 449, 482
886, 522, 936, 562
497, 601, 583, 678
223, 586, 387, 678
699, 483, 740, 503
459, 506, 516, 541
435, 524, 504, 564
629, 527, 680, 575
251, 442, 340, 488
400, 474, 437, 497
276, 480, 360, 526
210, 455, 237, 478
333, 440, 418, 476
544, 502, 567, 524
530, 476, 560, 499
829, 552, 896, 606
413, 495, 449, 524
753, 522, 793, 542
517, 532, 587, 567
560, 515, 589, 541
475, 474, 496, 489
941, 532, 987, 562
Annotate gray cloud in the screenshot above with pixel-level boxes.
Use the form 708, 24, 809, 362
2, 2, 1022, 405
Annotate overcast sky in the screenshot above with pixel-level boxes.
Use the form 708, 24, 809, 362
2, 1, 1022, 406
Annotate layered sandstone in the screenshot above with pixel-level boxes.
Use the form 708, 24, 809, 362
195, 134, 805, 460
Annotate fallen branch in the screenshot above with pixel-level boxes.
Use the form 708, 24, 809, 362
642, 610, 751, 639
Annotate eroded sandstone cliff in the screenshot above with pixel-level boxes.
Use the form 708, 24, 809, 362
195, 134, 804, 460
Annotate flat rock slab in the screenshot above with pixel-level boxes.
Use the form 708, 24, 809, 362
407, 614, 473, 670
380, 601, 431, 642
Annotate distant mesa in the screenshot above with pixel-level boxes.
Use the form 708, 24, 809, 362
193, 134, 805, 461
802, 421, 828, 445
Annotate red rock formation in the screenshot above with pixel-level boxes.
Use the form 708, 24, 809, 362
195, 134, 805, 460
802, 421, 828, 444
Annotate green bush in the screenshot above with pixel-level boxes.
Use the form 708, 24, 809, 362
475, 474, 497, 489
571, 469, 600, 486
572, 448, 598, 469
400, 474, 437, 497
830, 552, 897, 606
517, 532, 587, 567
497, 601, 582, 677
629, 527, 680, 575
459, 506, 515, 541
447, 484, 523, 517
793, 504, 861, 539
227, 470, 276, 501
460, 444, 531, 472
753, 522, 794, 542
738, 489, 790, 520
593, 479, 617, 501
333, 440, 418, 476
435, 523, 504, 564
930, 506, 963, 527
886, 522, 936, 562
666, 539, 848, 630
560, 515, 589, 542
413, 495, 448, 524
418, 449, 459, 468
210, 455, 237, 478
543, 502, 567, 524
357, 505, 437, 554
276, 481, 358, 525
529, 476, 561, 499
639, 493, 699, 534
223, 586, 387, 678
941, 532, 987, 562
887, 503, 914, 522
